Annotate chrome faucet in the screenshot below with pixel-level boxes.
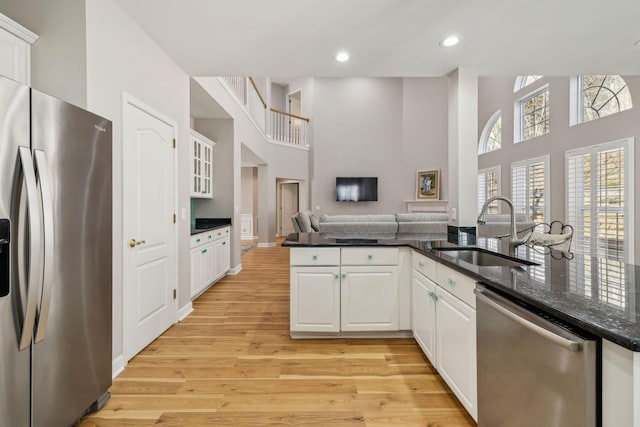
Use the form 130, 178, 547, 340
477, 196, 531, 248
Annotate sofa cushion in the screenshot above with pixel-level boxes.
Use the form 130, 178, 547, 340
397, 222, 448, 234
319, 222, 398, 233
319, 214, 396, 223
309, 214, 320, 231
396, 213, 449, 222
295, 210, 315, 233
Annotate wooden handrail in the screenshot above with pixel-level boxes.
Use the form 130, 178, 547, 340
248, 77, 267, 109
270, 108, 310, 123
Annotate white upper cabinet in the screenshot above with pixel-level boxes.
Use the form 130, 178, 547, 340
0, 13, 38, 85
190, 130, 215, 198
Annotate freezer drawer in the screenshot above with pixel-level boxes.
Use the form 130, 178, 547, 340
475, 285, 597, 427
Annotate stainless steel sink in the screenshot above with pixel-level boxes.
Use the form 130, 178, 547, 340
434, 247, 538, 267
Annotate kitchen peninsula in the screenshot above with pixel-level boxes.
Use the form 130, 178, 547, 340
283, 232, 640, 426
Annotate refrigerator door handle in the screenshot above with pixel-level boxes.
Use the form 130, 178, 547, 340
17, 146, 43, 351
34, 150, 54, 343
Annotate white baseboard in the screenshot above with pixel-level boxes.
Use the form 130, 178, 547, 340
178, 302, 193, 321
227, 264, 242, 275
112, 355, 126, 379
257, 242, 276, 248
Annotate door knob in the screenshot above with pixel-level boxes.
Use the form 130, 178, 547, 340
129, 239, 146, 248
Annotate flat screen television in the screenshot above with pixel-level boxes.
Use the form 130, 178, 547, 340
336, 177, 378, 202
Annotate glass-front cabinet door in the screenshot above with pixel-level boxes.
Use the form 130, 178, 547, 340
190, 130, 215, 198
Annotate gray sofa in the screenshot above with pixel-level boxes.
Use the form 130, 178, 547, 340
318, 212, 449, 234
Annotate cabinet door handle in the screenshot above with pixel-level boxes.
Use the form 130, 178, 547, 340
341, 273, 346, 279
312, 254, 318, 260
222, 241, 226, 245
196, 238, 201, 243
334, 274, 339, 279
447, 278, 455, 287
428, 291, 438, 302
202, 249, 207, 253
367, 254, 373, 260
418, 261, 424, 268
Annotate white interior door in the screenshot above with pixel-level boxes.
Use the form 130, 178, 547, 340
123, 95, 177, 361
281, 182, 299, 235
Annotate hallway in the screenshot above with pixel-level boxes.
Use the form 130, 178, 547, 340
78, 242, 474, 426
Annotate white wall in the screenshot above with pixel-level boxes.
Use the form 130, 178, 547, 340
478, 75, 640, 263
0, 0, 88, 107
310, 77, 449, 216
241, 167, 254, 214
84, 0, 191, 363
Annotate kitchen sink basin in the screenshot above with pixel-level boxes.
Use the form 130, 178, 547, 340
434, 247, 538, 267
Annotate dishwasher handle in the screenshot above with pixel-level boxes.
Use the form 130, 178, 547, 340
474, 288, 582, 352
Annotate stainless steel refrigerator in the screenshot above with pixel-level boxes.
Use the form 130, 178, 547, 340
0, 75, 112, 427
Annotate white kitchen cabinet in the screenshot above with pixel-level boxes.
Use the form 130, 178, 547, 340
409, 251, 477, 421
289, 247, 402, 335
435, 286, 477, 421
290, 266, 340, 332
190, 130, 214, 198
412, 269, 437, 365
0, 13, 38, 85
341, 266, 398, 331
214, 237, 230, 280
190, 226, 230, 298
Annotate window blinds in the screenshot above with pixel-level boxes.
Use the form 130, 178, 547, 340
511, 158, 546, 223
477, 167, 499, 214
566, 143, 629, 309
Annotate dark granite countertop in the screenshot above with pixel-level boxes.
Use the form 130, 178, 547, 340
283, 232, 640, 351
191, 218, 232, 235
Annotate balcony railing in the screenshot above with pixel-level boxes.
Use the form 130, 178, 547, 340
221, 76, 310, 148
270, 108, 309, 146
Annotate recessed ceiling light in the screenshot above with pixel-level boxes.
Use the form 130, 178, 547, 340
439, 35, 461, 48
335, 51, 350, 62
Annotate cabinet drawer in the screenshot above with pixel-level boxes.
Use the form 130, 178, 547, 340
290, 248, 340, 266
413, 251, 437, 279
341, 247, 399, 266
190, 233, 208, 248
436, 263, 476, 309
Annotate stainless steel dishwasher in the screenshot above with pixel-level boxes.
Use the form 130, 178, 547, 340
475, 285, 598, 427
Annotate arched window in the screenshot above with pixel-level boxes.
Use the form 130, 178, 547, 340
579, 75, 632, 123
514, 75, 542, 92
478, 110, 501, 154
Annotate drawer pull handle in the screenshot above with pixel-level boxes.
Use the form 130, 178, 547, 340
448, 278, 455, 287
202, 249, 207, 254
312, 254, 318, 260
222, 241, 226, 245
196, 238, 201, 242
334, 274, 339, 279
368, 254, 373, 260
418, 261, 424, 268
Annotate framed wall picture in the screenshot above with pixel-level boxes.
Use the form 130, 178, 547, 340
416, 169, 440, 200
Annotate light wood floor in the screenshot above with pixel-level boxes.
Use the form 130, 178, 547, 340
77, 240, 475, 426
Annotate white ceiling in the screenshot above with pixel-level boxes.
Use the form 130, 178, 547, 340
116, 0, 640, 77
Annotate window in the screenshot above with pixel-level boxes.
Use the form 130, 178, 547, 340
514, 75, 543, 92
511, 156, 549, 224
477, 166, 501, 214
566, 138, 634, 308
573, 75, 633, 124
516, 86, 550, 142
478, 110, 501, 154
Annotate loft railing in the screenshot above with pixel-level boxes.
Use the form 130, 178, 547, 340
223, 76, 246, 104
270, 108, 309, 146
221, 76, 310, 147
247, 77, 266, 131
